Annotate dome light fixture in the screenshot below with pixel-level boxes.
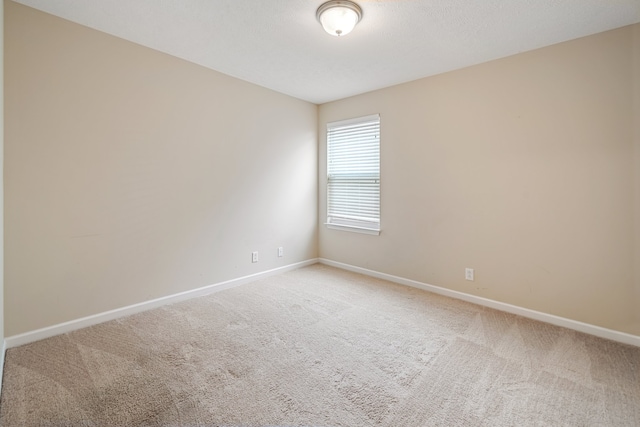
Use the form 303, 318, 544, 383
316, 0, 363, 37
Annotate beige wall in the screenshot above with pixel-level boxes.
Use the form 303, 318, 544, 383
5, 2, 318, 336
319, 24, 640, 335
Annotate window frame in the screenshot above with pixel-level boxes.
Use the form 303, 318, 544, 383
325, 114, 381, 236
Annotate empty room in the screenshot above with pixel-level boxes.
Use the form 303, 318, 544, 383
1, 0, 639, 425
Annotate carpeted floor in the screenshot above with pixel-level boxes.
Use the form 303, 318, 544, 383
1, 264, 639, 426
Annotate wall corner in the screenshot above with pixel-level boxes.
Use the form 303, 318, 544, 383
633, 23, 640, 332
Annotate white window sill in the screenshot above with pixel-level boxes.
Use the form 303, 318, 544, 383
325, 223, 380, 236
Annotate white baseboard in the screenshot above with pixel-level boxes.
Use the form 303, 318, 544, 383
5, 259, 318, 349
0, 339, 5, 396
319, 258, 640, 347
7, 257, 638, 349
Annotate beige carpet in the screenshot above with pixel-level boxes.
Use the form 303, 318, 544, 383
1, 264, 639, 426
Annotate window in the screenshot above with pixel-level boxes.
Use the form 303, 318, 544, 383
326, 114, 380, 235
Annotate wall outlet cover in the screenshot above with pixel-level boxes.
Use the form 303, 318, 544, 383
465, 268, 474, 281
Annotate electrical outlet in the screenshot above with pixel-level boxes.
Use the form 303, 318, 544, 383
465, 268, 474, 281
278, 247, 283, 257
252, 251, 259, 263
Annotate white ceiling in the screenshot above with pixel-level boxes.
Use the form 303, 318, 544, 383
13, 0, 640, 104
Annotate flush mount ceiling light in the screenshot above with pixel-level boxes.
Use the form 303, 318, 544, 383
316, 0, 363, 37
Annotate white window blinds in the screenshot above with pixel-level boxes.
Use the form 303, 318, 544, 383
327, 114, 380, 234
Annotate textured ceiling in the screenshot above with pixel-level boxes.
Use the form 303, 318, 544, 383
13, 0, 640, 104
